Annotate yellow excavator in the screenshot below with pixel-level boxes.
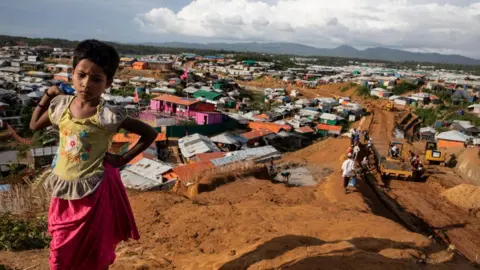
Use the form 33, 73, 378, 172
425, 141, 446, 165
382, 101, 394, 111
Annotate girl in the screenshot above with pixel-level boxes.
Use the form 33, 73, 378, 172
30, 40, 158, 269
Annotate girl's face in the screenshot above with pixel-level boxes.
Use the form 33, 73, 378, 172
72, 59, 112, 102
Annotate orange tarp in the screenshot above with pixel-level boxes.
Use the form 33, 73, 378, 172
254, 114, 270, 120
248, 122, 292, 133
132, 61, 148, 70
172, 161, 214, 181
241, 128, 273, 140
111, 133, 166, 164
296, 126, 315, 133
315, 124, 342, 131
112, 133, 166, 143
153, 95, 199, 106
437, 139, 465, 148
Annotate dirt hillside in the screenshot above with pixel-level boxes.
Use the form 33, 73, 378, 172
442, 184, 480, 211
0, 136, 475, 269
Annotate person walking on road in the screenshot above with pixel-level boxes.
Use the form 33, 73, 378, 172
341, 153, 356, 194
361, 156, 370, 171
353, 144, 361, 160
347, 145, 354, 155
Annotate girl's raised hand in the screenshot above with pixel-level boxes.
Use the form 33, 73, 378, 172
104, 153, 126, 168
47, 86, 63, 97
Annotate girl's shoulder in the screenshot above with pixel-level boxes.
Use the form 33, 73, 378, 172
49, 95, 73, 126
98, 102, 128, 133
50, 95, 73, 110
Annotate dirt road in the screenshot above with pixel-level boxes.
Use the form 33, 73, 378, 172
368, 105, 480, 263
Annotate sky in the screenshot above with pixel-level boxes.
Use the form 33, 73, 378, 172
1, 0, 480, 58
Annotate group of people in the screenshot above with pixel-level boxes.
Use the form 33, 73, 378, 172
342, 128, 371, 194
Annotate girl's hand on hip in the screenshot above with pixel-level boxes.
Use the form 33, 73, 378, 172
104, 153, 126, 168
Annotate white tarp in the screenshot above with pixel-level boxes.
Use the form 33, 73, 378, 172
436, 130, 471, 142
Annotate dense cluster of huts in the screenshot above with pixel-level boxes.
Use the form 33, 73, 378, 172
1, 44, 480, 190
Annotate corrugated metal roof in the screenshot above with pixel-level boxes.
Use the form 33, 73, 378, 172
126, 158, 173, 178
30, 146, 58, 157
153, 94, 199, 106
191, 152, 226, 162
120, 158, 174, 190
320, 113, 344, 121
210, 146, 281, 167
419, 127, 437, 134
295, 126, 315, 133
452, 120, 474, 130
249, 122, 292, 133
241, 128, 273, 140
178, 133, 221, 158
0, 150, 18, 164
183, 86, 199, 94
210, 132, 247, 145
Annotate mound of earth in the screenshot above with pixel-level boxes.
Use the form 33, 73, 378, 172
442, 184, 480, 211
0, 138, 475, 269
455, 148, 480, 186
0, 174, 473, 269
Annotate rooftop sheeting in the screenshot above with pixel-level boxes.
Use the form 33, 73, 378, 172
210, 146, 281, 167
178, 133, 220, 158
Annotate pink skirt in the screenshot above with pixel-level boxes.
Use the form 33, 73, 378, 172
48, 163, 140, 270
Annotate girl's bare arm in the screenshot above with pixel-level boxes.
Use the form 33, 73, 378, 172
30, 86, 62, 130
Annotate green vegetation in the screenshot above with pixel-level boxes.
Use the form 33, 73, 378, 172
445, 111, 480, 126
0, 35, 231, 57
416, 105, 480, 127
0, 213, 50, 251
340, 86, 350, 92
110, 85, 135, 97
391, 82, 418, 95
17, 106, 33, 137
139, 92, 152, 102
178, 119, 197, 126
415, 108, 439, 126
356, 85, 371, 97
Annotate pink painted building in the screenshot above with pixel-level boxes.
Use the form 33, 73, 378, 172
150, 95, 223, 125
195, 111, 223, 125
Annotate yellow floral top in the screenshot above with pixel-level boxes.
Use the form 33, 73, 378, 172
46, 95, 127, 200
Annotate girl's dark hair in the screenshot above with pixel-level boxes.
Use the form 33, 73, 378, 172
72, 39, 119, 80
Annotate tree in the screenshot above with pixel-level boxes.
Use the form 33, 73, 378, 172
19, 106, 33, 136
391, 82, 418, 95
356, 86, 371, 97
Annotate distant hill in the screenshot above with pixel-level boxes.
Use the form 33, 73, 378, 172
145, 42, 480, 66
1, 34, 478, 66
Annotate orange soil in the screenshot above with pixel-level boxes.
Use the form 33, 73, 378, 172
243, 77, 360, 100
369, 104, 480, 263
116, 68, 173, 80
0, 136, 475, 269
1, 90, 478, 269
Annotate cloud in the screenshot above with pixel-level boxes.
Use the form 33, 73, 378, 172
135, 0, 480, 57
